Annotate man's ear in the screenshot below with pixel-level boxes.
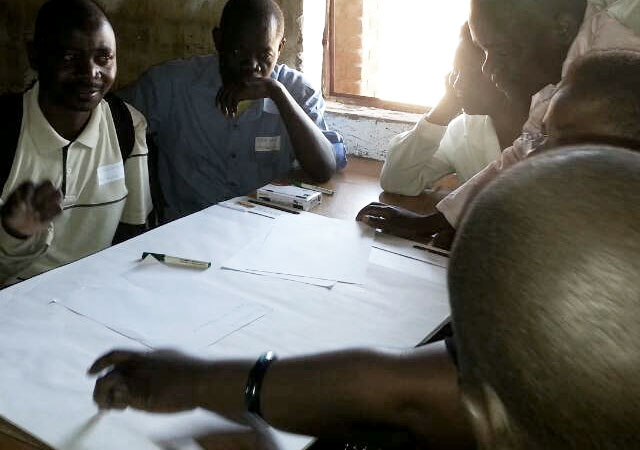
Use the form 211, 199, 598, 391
278, 37, 286, 53
459, 382, 512, 450
27, 41, 39, 71
212, 27, 222, 54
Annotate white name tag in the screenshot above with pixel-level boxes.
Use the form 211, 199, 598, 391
263, 98, 280, 115
97, 162, 125, 186
255, 136, 281, 152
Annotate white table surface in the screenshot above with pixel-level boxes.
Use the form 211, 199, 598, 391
0, 204, 451, 450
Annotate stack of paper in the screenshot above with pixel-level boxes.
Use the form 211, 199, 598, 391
222, 213, 374, 287
53, 257, 271, 351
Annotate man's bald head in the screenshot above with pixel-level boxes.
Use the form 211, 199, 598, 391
450, 146, 640, 449
544, 50, 640, 150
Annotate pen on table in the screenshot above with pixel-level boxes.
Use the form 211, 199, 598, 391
247, 198, 301, 214
141, 252, 211, 269
413, 244, 450, 258
293, 182, 334, 196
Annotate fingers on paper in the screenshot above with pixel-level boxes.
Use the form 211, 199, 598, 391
88, 349, 139, 374
356, 202, 392, 221
93, 370, 131, 410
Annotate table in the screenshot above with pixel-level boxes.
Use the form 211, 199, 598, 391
0, 157, 451, 450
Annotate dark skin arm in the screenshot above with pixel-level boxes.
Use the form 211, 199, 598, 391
216, 78, 336, 182
89, 342, 474, 450
356, 202, 454, 244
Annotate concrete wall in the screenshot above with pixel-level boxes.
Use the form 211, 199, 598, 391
0, 0, 411, 162
325, 112, 414, 161
0, 0, 304, 92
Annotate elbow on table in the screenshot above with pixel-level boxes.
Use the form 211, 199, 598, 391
309, 160, 336, 183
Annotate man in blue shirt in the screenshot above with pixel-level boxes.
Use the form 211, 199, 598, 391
120, 0, 341, 221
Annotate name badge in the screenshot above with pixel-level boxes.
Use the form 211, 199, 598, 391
263, 98, 280, 115
97, 161, 125, 186
255, 136, 281, 152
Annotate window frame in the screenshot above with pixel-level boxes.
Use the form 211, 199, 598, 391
325, 0, 429, 114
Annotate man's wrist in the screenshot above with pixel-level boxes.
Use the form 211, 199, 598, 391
268, 80, 288, 106
426, 98, 461, 126
1, 217, 31, 240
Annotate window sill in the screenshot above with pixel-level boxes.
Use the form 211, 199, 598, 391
326, 100, 423, 125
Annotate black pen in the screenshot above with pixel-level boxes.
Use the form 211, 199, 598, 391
142, 252, 211, 269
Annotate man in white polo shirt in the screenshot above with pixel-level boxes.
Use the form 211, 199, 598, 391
0, 0, 151, 286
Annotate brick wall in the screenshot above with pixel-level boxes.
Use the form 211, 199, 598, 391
0, 0, 304, 92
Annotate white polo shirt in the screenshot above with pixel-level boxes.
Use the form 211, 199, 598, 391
0, 83, 152, 284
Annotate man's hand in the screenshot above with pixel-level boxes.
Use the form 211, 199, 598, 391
88, 349, 209, 413
356, 202, 451, 240
216, 78, 279, 118
425, 72, 462, 127
1, 181, 62, 239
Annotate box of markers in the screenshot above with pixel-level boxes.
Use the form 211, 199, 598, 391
257, 184, 322, 211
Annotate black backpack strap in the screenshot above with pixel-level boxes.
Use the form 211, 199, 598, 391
104, 92, 135, 160
0, 93, 24, 191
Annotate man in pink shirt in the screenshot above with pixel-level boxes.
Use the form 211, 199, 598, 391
359, 0, 640, 245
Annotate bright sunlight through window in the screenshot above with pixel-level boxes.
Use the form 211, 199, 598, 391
330, 0, 471, 109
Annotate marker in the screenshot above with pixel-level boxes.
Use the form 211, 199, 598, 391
142, 252, 211, 270
247, 198, 301, 214
413, 245, 450, 258
293, 182, 334, 196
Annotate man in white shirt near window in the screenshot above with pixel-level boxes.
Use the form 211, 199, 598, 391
358, 0, 640, 247
0, 0, 152, 286
379, 23, 529, 196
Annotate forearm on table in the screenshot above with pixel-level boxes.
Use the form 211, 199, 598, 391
195, 343, 471, 448
270, 84, 336, 182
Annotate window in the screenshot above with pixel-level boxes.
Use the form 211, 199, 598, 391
327, 0, 470, 112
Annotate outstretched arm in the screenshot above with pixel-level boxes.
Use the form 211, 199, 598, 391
90, 342, 473, 449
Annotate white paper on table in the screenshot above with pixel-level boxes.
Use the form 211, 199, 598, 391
53, 259, 271, 350
242, 269, 336, 288
222, 213, 374, 284
372, 233, 449, 268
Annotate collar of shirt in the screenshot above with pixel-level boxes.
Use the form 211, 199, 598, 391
26, 82, 103, 153
588, 0, 640, 28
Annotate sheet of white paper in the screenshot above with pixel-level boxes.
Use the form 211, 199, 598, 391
372, 232, 449, 268
222, 213, 374, 284
0, 204, 449, 450
53, 259, 271, 350
243, 269, 336, 288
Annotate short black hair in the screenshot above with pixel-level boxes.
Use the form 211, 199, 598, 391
219, 0, 285, 39
33, 0, 110, 52
562, 50, 640, 146
450, 146, 640, 449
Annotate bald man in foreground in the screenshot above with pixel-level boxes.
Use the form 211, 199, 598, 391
89, 146, 640, 449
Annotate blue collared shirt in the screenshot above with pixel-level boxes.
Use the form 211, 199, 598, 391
120, 54, 337, 221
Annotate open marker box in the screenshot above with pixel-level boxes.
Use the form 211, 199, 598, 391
257, 184, 322, 211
